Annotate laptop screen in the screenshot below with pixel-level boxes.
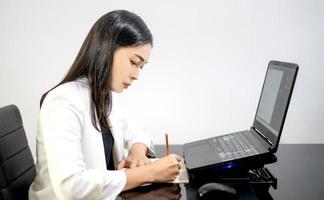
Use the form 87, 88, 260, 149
253, 61, 298, 151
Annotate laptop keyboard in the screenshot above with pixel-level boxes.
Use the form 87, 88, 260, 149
209, 131, 259, 161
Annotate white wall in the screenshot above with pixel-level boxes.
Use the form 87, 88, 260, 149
1, 0, 324, 158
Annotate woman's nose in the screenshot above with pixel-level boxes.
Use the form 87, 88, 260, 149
131, 69, 140, 80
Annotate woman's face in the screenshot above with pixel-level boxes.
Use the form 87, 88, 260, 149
111, 44, 152, 93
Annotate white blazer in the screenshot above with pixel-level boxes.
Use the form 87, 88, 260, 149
29, 77, 154, 200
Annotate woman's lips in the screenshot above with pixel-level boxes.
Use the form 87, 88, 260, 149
123, 83, 130, 88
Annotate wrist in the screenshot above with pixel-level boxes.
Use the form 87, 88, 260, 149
145, 164, 155, 182
130, 143, 148, 156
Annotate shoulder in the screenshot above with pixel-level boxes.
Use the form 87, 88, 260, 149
41, 77, 90, 113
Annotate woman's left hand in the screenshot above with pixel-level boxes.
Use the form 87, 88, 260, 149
117, 143, 151, 169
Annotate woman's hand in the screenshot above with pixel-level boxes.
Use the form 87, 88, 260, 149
122, 154, 182, 191
117, 143, 151, 169
149, 154, 181, 182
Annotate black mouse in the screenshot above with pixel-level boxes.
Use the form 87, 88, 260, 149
197, 182, 237, 200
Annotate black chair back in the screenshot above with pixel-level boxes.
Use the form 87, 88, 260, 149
0, 105, 36, 200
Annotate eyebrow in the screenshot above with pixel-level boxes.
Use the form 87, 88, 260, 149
134, 54, 148, 64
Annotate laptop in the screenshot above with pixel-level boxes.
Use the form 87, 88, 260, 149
183, 60, 298, 175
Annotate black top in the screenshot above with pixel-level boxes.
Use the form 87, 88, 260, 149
101, 128, 115, 170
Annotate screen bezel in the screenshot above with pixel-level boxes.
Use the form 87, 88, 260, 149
252, 60, 298, 152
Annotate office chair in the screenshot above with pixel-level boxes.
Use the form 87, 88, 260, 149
0, 105, 36, 200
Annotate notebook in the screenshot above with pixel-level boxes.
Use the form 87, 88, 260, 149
183, 60, 298, 173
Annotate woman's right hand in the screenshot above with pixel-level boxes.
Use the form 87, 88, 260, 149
149, 154, 182, 182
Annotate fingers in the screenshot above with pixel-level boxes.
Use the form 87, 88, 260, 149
117, 158, 151, 169
169, 154, 182, 162
126, 158, 149, 168
169, 157, 181, 178
129, 161, 137, 169
139, 159, 146, 167
124, 153, 151, 169
144, 158, 151, 165
169, 154, 182, 171
116, 160, 126, 170
126, 158, 137, 169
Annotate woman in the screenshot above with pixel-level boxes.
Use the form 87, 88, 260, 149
29, 10, 181, 200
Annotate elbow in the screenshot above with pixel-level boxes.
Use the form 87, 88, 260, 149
56, 174, 102, 200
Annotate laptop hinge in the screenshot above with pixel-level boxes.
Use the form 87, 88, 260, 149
252, 127, 273, 147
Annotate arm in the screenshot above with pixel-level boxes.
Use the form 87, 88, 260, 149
41, 96, 126, 200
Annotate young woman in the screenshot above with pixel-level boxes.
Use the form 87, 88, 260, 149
29, 10, 181, 200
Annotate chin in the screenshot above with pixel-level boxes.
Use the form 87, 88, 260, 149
112, 88, 124, 93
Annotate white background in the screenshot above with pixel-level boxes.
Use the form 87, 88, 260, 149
1, 0, 323, 158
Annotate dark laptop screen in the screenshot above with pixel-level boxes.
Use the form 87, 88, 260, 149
253, 61, 298, 151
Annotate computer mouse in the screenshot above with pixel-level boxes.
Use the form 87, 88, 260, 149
197, 182, 237, 200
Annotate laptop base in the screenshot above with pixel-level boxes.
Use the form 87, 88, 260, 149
188, 152, 277, 181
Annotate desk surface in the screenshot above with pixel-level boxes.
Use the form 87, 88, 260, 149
122, 144, 324, 200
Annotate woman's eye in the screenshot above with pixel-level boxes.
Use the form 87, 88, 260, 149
130, 60, 143, 69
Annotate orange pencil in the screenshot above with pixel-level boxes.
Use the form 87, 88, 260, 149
165, 133, 169, 156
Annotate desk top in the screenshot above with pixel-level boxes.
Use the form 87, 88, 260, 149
122, 144, 324, 200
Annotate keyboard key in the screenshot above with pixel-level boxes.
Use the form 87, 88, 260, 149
209, 132, 258, 161
233, 151, 241, 158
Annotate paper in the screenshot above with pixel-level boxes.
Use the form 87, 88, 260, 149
149, 158, 189, 184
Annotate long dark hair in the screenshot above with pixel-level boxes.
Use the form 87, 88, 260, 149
40, 10, 153, 131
